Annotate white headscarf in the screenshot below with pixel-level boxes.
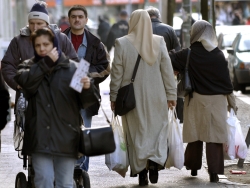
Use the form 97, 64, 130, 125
190, 20, 218, 52
125, 9, 161, 66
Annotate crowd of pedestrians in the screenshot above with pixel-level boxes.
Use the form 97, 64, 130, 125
0, 1, 238, 187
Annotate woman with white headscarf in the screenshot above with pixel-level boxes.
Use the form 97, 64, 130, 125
110, 9, 177, 186
169, 20, 237, 182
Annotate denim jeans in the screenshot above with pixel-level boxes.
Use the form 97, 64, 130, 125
32, 153, 75, 188
77, 109, 92, 171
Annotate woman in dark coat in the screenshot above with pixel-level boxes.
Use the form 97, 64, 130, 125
0, 69, 10, 131
169, 20, 237, 183
14, 27, 98, 188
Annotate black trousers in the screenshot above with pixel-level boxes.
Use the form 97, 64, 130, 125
184, 141, 224, 174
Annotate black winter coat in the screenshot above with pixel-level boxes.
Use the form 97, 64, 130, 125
151, 18, 181, 52
14, 54, 99, 157
63, 28, 110, 116
0, 70, 9, 131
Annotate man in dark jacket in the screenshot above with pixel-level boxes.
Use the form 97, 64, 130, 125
0, 69, 9, 131
64, 5, 110, 172
97, 15, 111, 47
106, 10, 129, 52
146, 6, 181, 52
1, 1, 78, 106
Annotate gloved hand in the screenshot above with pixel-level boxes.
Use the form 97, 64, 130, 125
227, 93, 238, 115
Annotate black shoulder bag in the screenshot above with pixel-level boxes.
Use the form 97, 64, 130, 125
115, 54, 141, 116
177, 49, 192, 98
79, 103, 116, 157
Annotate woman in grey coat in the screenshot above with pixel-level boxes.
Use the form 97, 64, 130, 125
169, 20, 237, 182
110, 10, 177, 186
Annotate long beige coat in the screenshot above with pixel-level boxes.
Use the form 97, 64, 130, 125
183, 92, 228, 143
110, 37, 177, 175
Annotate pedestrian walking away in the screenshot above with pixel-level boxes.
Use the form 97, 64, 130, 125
1, 1, 78, 109
14, 27, 98, 188
63, 4, 110, 172
106, 10, 129, 52
97, 15, 111, 47
110, 9, 177, 186
169, 20, 237, 183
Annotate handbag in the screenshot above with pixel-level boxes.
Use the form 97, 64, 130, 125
79, 97, 116, 157
115, 54, 141, 116
177, 48, 192, 98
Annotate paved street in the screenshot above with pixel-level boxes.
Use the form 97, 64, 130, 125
1, 78, 250, 188
1, 48, 250, 187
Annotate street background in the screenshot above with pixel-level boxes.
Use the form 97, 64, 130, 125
1, 49, 250, 188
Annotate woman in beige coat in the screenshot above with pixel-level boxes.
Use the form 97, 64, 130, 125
110, 10, 177, 186
169, 20, 237, 183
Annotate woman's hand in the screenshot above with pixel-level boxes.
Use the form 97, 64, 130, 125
47, 47, 59, 62
111, 101, 115, 111
81, 77, 90, 89
168, 100, 176, 109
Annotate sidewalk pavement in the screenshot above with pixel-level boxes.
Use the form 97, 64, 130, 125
1, 77, 250, 188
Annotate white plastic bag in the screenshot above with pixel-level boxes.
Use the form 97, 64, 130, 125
224, 109, 248, 160
105, 113, 129, 177
223, 109, 237, 160
165, 108, 184, 170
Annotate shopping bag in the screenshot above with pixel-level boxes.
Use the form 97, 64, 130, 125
165, 108, 184, 170
105, 113, 129, 177
223, 109, 237, 160
223, 109, 248, 160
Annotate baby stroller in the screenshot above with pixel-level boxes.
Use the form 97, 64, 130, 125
14, 92, 91, 188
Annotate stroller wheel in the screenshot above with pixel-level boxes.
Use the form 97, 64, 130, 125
74, 169, 91, 188
15, 172, 27, 188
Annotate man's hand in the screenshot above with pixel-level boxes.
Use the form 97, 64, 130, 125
81, 77, 90, 89
111, 101, 115, 111
47, 47, 59, 62
168, 100, 176, 109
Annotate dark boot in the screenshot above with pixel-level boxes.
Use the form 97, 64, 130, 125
209, 173, 219, 183
186, 166, 197, 176
148, 160, 158, 184
138, 169, 148, 186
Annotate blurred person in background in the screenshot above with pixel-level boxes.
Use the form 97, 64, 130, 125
1, 1, 78, 109
106, 10, 129, 52
97, 15, 111, 47
14, 27, 96, 188
58, 15, 70, 32
146, 6, 181, 52
63, 5, 110, 172
169, 20, 236, 183
110, 9, 177, 186
0, 66, 10, 131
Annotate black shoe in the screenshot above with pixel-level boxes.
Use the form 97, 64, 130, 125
139, 169, 148, 186
209, 173, 219, 183
148, 160, 158, 184
191, 170, 197, 176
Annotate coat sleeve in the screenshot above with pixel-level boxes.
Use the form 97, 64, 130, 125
1, 37, 20, 90
0, 71, 10, 131
170, 28, 181, 52
88, 42, 110, 85
159, 38, 177, 101
59, 32, 79, 62
14, 59, 51, 99
109, 39, 123, 102
169, 48, 189, 72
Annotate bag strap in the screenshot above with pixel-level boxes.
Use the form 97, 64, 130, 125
185, 48, 191, 69
131, 54, 141, 83
100, 103, 111, 125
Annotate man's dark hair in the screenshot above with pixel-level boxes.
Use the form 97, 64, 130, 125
68, 5, 88, 18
